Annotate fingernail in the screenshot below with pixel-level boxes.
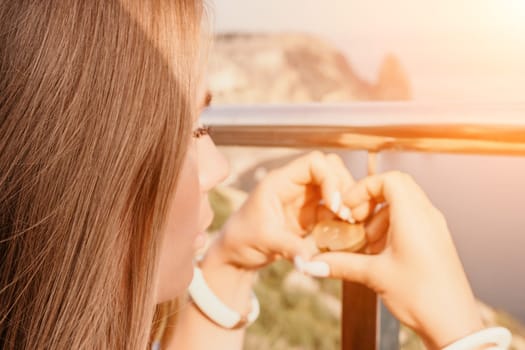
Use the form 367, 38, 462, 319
338, 206, 356, 224
303, 261, 330, 278
374, 202, 386, 213
294, 255, 305, 273
330, 192, 341, 213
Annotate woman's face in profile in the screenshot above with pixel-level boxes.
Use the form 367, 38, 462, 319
155, 81, 230, 303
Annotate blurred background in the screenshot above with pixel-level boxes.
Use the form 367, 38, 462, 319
203, 1, 525, 349
211, 0, 525, 102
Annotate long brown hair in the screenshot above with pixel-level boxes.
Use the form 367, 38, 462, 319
0, 1, 202, 348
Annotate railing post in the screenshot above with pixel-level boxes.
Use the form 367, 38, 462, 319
341, 283, 400, 350
341, 152, 399, 350
342, 282, 378, 350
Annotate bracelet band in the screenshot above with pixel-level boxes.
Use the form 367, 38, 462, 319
442, 327, 512, 350
188, 265, 260, 329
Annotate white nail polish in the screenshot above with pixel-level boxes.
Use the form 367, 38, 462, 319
294, 256, 305, 273
338, 206, 356, 224
374, 202, 386, 213
339, 206, 350, 220
330, 192, 341, 213
303, 261, 330, 278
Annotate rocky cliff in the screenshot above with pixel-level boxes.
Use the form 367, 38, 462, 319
209, 33, 411, 104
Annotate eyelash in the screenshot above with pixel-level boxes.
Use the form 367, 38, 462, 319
193, 125, 212, 139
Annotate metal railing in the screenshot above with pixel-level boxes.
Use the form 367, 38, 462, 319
202, 103, 525, 155
202, 102, 525, 350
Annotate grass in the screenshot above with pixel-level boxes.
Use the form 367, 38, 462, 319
247, 260, 341, 350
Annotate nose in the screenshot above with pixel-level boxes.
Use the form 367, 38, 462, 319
197, 135, 230, 192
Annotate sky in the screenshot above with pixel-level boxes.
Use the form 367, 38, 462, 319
210, 0, 525, 102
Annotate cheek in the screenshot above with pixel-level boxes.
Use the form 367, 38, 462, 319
156, 149, 201, 302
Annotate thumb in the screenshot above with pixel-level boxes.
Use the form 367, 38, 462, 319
303, 252, 377, 286
269, 232, 315, 261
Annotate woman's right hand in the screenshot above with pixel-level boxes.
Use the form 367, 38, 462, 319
308, 171, 484, 349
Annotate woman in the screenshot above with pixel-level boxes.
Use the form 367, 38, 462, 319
0, 1, 511, 349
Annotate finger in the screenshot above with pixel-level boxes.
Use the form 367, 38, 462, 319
267, 232, 312, 261
325, 153, 358, 222
342, 174, 385, 208
304, 252, 377, 286
364, 206, 390, 254
304, 234, 321, 256
344, 171, 425, 210
366, 236, 387, 254
351, 200, 377, 222
364, 205, 390, 244
275, 152, 350, 220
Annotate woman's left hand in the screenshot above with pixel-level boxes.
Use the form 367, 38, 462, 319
212, 151, 357, 270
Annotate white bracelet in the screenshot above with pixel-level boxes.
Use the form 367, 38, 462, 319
188, 265, 260, 329
442, 327, 512, 350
